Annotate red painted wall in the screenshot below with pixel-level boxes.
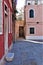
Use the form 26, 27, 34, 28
8, 33, 12, 47
0, 0, 4, 59
0, 35, 4, 59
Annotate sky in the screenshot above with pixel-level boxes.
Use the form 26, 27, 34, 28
16, 0, 25, 10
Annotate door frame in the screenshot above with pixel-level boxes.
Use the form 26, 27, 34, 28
4, 13, 8, 55
19, 26, 24, 38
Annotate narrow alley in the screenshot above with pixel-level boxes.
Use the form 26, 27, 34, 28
0, 0, 43, 65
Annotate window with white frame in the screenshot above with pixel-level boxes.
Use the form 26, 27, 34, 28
30, 27, 34, 34
29, 9, 34, 18
4, 2, 8, 16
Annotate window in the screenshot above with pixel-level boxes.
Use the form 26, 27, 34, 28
27, 1, 31, 5
28, 3, 30, 5
4, 3, 8, 16
29, 9, 34, 18
5, 5, 7, 11
30, 28, 34, 34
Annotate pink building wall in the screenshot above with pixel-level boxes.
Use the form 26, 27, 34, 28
24, 4, 43, 40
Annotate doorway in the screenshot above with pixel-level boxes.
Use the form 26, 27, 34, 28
19, 26, 24, 38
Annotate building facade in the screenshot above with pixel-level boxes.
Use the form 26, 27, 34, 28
24, 0, 43, 40
0, 0, 12, 62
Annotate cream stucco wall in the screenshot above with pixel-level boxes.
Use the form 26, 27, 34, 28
15, 20, 24, 40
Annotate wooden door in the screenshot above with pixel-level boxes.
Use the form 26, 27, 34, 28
19, 26, 24, 38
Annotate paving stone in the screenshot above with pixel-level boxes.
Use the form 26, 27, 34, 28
5, 41, 43, 65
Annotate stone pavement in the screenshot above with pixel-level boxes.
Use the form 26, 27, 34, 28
5, 41, 43, 65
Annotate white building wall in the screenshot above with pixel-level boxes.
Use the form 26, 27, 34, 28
25, 0, 43, 5
0, 0, 3, 34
